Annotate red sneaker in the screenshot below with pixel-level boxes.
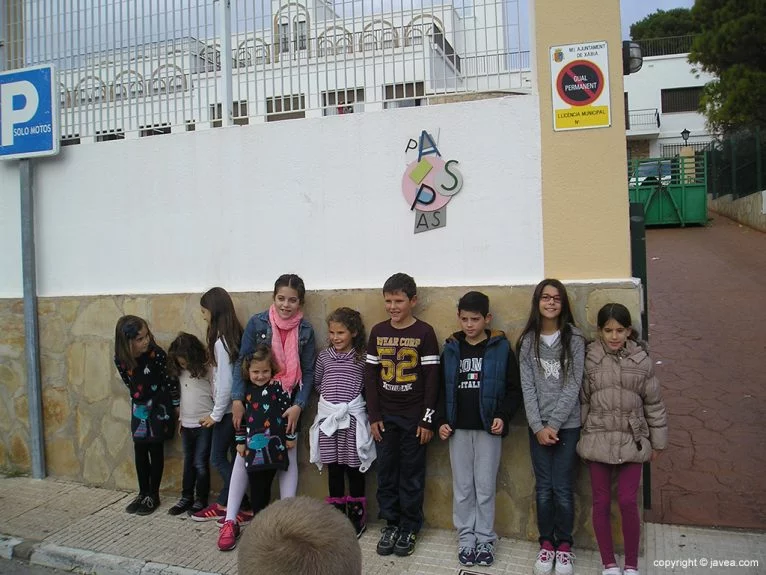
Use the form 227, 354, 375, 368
217, 520, 240, 551
191, 503, 225, 522
216, 510, 254, 528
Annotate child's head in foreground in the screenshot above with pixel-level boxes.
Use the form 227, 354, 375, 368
237, 496, 362, 575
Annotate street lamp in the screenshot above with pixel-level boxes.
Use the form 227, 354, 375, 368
681, 128, 690, 143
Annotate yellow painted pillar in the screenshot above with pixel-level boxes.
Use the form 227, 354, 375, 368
532, 1, 631, 279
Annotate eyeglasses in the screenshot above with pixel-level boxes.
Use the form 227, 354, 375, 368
540, 294, 561, 303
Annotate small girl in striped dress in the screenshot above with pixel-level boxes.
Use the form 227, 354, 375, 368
309, 307, 376, 538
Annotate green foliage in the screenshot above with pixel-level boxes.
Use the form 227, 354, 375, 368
630, 8, 699, 40
690, 0, 766, 134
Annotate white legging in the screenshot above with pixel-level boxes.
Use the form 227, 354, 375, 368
224, 445, 298, 522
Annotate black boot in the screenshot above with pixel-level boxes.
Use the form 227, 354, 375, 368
346, 496, 367, 538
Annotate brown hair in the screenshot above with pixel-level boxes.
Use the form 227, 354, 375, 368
113, 315, 154, 370
167, 332, 208, 379
200, 287, 243, 366
238, 496, 362, 575
240, 344, 280, 384
327, 307, 367, 362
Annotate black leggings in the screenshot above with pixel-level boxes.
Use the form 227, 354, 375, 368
134, 442, 164, 496
328, 463, 365, 498
248, 469, 278, 514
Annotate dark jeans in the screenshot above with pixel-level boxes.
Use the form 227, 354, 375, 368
375, 415, 427, 532
528, 426, 580, 547
134, 441, 164, 496
181, 426, 213, 503
328, 463, 366, 498
211, 413, 236, 505
247, 468, 277, 515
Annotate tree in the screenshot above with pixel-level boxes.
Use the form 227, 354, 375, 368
689, 0, 766, 134
630, 8, 700, 41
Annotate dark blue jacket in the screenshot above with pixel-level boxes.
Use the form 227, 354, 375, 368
231, 310, 316, 410
438, 330, 521, 437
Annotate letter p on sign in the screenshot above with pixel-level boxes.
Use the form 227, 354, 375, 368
1, 81, 39, 147
0, 65, 59, 160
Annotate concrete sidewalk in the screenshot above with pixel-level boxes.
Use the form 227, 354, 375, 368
0, 477, 763, 575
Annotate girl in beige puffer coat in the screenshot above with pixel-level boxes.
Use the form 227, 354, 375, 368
578, 303, 667, 575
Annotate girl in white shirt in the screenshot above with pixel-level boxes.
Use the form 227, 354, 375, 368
167, 333, 213, 515
191, 287, 248, 522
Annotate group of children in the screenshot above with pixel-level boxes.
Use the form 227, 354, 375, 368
113, 272, 667, 575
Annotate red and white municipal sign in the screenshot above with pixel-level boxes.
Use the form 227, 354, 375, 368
550, 42, 611, 131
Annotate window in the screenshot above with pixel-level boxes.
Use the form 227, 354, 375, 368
233, 101, 249, 126
96, 129, 125, 142
61, 134, 81, 146
210, 101, 250, 127
266, 94, 306, 122
384, 82, 425, 109
295, 19, 307, 50
322, 89, 364, 116
280, 22, 290, 53
139, 124, 171, 137
661, 87, 703, 113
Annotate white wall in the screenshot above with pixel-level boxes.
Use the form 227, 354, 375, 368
0, 164, 22, 298
624, 54, 716, 147
0, 96, 543, 297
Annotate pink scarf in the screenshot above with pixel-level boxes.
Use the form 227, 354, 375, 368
268, 304, 303, 395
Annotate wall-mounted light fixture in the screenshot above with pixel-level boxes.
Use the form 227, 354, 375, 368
681, 128, 690, 143
622, 41, 643, 75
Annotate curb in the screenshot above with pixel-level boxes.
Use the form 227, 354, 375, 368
0, 534, 23, 560
1, 534, 221, 575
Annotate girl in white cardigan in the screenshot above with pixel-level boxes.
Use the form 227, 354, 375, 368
309, 307, 375, 538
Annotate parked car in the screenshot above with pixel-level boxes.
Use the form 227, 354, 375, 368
629, 159, 673, 187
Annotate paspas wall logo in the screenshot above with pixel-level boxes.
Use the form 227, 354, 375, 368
402, 130, 464, 233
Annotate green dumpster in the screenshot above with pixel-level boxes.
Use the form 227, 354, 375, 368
627, 156, 707, 226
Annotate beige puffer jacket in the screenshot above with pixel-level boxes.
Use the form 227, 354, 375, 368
576, 339, 667, 465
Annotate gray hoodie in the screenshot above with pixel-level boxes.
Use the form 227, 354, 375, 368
519, 326, 585, 433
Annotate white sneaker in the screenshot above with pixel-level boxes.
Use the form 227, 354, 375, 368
623, 569, 639, 575
534, 548, 555, 575
555, 550, 575, 575
602, 567, 622, 575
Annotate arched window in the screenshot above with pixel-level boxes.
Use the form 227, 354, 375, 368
150, 64, 187, 95
294, 17, 307, 51
318, 38, 332, 57
113, 71, 144, 100
382, 29, 394, 49
254, 44, 269, 64
407, 26, 424, 46
279, 17, 290, 53
361, 21, 398, 52
75, 76, 107, 104
363, 32, 376, 52
335, 35, 352, 55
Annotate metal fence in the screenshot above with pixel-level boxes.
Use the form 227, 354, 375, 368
2, 0, 531, 142
635, 35, 695, 58
626, 108, 660, 131
707, 128, 766, 200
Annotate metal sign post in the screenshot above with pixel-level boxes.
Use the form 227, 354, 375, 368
1, 64, 60, 479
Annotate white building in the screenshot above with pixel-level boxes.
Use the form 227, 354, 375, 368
49, 0, 531, 143
624, 36, 716, 159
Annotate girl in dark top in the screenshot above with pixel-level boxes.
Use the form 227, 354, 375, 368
218, 345, 295, 551
114, 315, 179, 516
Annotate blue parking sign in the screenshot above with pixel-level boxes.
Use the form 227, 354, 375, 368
0, 65, 60, 160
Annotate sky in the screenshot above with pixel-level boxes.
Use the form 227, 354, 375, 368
620, 0, 695, 39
